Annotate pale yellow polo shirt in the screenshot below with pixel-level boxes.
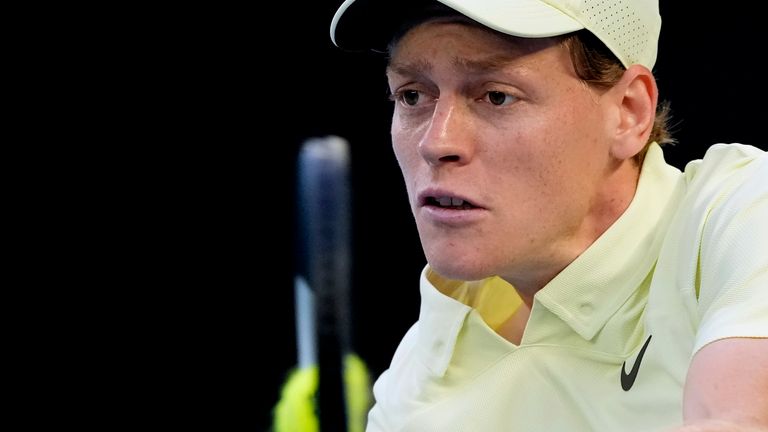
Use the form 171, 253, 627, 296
366, 143, 768, 432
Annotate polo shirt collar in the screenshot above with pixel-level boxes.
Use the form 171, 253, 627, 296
413, 144, 684, 376
416, 268, 472, 377
534, 144, 683, 340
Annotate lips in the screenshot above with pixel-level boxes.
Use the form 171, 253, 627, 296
417, 189, 487, 225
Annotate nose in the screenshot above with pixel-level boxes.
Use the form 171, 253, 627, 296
418, 98, 474, 167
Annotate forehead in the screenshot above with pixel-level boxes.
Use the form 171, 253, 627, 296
388, 20, 561, 70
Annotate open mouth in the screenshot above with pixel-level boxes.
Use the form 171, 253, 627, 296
425, 196, 477, 210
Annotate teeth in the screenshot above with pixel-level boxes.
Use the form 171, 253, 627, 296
435, 196, 467, 207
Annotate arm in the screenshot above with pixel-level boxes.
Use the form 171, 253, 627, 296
675, 337, 768, 431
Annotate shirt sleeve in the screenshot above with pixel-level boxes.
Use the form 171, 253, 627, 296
694, 149, 768, 354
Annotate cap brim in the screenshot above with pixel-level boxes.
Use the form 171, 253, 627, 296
331, 0, 585, 52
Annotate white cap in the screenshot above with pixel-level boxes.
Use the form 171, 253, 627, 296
330, 0, 661, 69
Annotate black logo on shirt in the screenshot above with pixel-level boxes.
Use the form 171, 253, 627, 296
621, 335, 652, 391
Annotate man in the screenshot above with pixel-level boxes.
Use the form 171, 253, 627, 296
330, 0, 767, 430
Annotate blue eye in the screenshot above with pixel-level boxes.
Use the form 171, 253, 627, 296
486, 91, 515, 106
401, 90, 420, 106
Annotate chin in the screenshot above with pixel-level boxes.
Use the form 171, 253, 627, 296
426, 253, 494, 282
420, 234, 495, 281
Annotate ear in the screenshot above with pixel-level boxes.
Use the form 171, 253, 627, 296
608, 65, 658, 161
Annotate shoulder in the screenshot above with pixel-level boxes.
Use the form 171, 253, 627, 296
675, 145, 767, 352
677, 144, 766, 225
682, 143, 766, 185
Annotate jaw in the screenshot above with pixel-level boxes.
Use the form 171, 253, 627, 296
417, 222, 498, 282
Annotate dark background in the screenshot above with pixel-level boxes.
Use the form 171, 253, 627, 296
259, 2, 764, 430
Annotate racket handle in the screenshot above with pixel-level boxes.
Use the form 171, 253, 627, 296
296, 136, 352, 431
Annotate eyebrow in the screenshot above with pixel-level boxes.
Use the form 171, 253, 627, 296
387, 54, 524, 78
454, 54, 523, 73
386, 58, 432, 78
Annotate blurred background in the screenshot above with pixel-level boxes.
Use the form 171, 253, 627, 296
261, 1, 765, 430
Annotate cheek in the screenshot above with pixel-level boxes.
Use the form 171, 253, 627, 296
391, 129, 407, 167
390, 128, 421, 200
391, 123, 421, 172
489, 115, 591, 204
528, 100, 606, 172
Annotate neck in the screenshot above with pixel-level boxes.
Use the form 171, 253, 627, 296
507, 158, 641, 306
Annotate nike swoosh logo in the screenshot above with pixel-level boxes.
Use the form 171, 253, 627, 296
621, 335, 652, 391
